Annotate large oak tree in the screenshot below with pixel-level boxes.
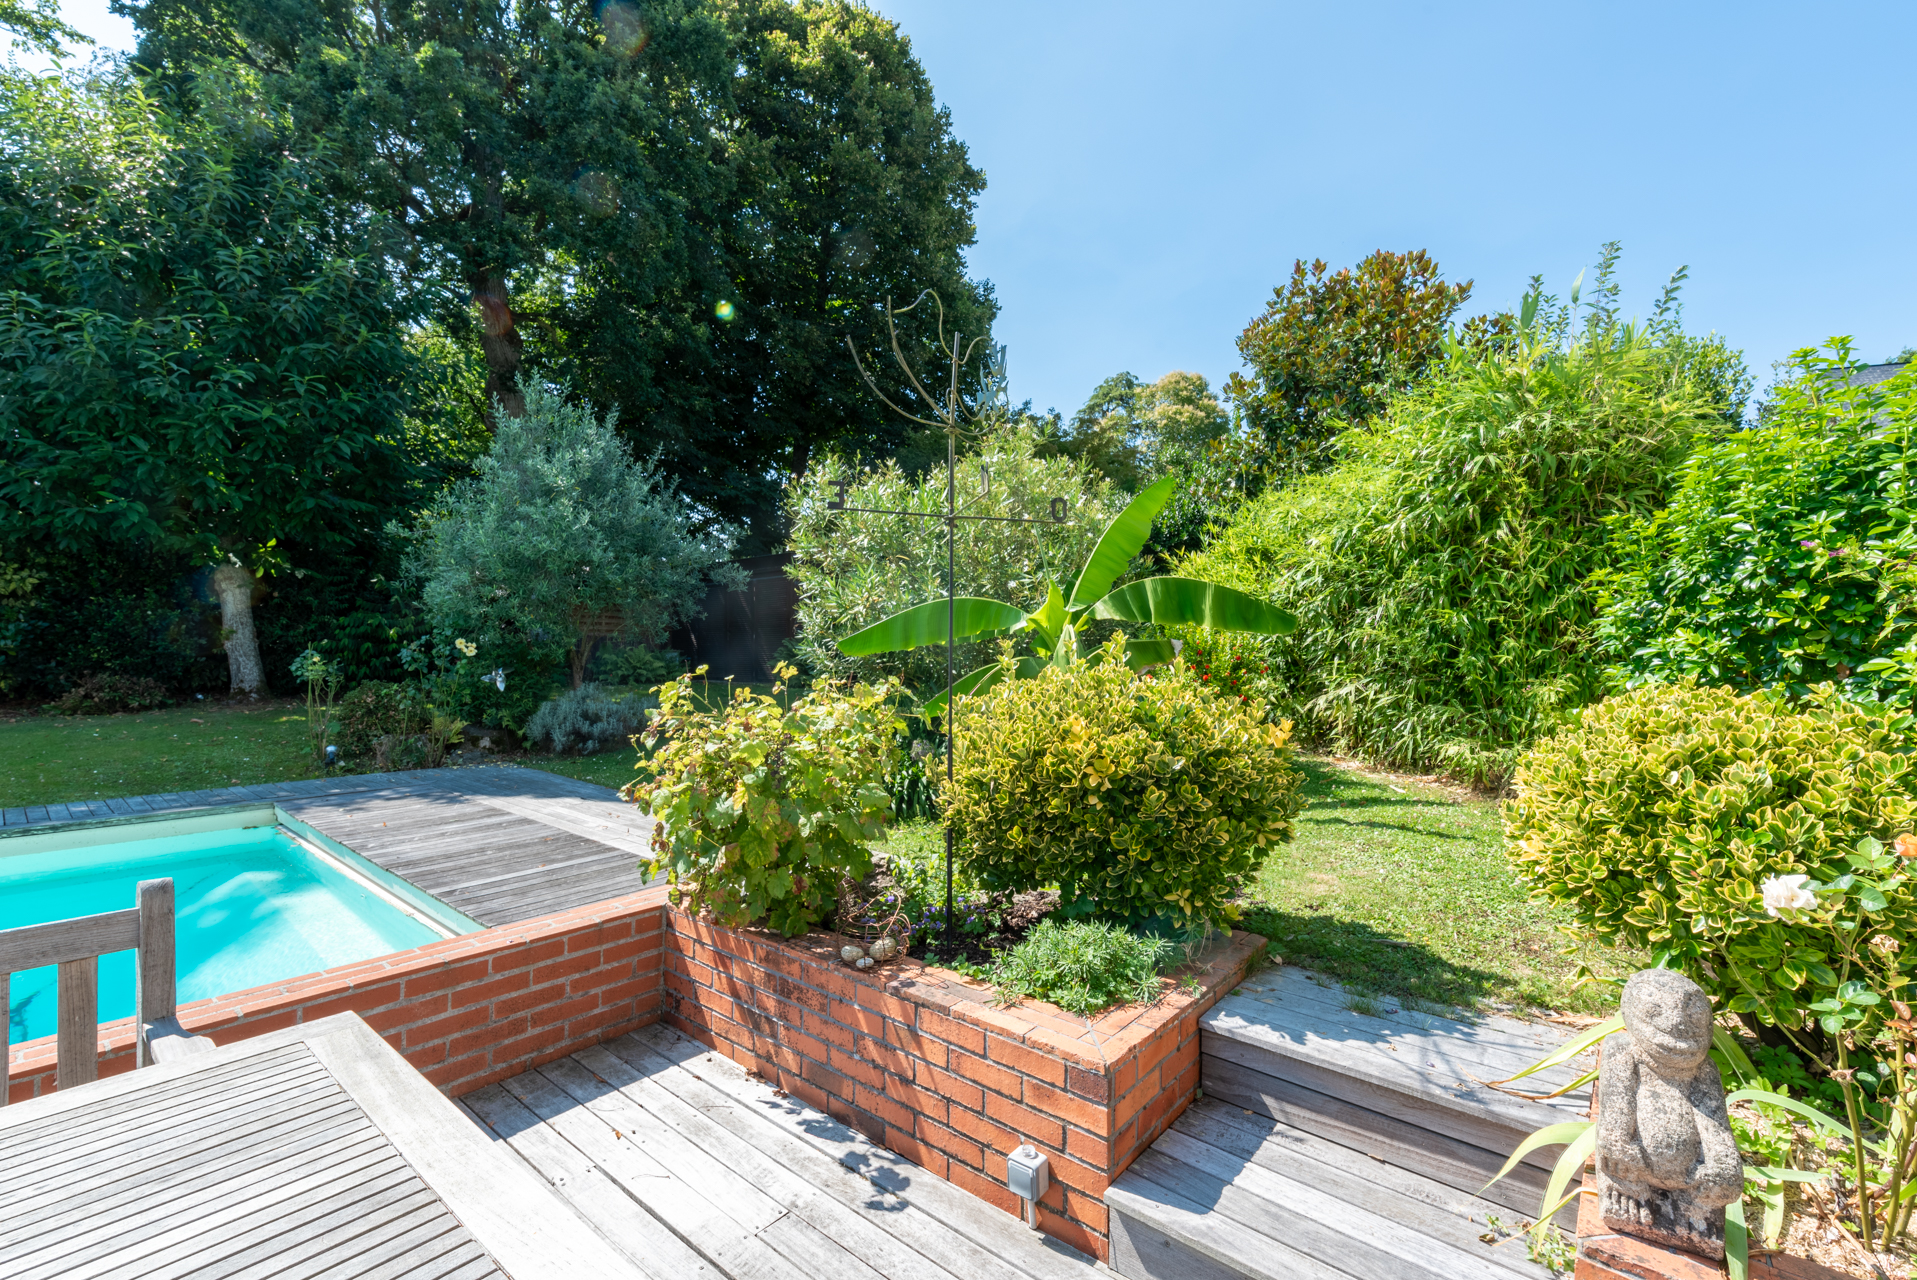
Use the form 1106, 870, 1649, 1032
120, 0, 994, 543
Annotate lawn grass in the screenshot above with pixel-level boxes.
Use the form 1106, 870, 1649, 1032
0, 702, 1633, 1021
0, 701, 323, 807
0, 700, 649, 807
1241, 755, 1636, 1017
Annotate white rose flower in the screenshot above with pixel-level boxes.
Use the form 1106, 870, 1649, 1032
1761, 873, 1818, 918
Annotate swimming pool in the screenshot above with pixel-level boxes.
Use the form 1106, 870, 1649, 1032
3, 813, 480, 1046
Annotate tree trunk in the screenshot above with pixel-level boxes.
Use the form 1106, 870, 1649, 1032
570, 636, 598, 689
473, 267, 524, 421
211, 561, 265, 697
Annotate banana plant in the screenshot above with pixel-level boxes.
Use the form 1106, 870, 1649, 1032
835, 476, 1297, 716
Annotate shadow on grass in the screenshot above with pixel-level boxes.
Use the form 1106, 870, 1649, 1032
1239, 902, 1514, 1014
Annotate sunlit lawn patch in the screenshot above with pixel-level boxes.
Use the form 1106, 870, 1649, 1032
0, 701, 320, 808
1243, 755, 1636, 1017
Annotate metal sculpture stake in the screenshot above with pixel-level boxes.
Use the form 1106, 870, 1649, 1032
843, 293, 1063, 959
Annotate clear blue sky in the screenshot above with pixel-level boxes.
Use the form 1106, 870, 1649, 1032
34, 0, 1917, 418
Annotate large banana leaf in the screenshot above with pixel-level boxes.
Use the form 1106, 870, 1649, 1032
1123, 639, 1178, 670
920, 657, 1047, 718
1092, 576, 1298, 635
1016, 582, 1068, 655
1067, 477, 1179, 610
836, 597, 1027, 657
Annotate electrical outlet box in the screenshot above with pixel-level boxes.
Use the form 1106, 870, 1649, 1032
1006, 1143, 1050, 1203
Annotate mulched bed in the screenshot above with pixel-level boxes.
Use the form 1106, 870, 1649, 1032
910, 889, 1059, 969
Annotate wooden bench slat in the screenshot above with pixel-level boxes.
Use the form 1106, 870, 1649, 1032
0, 908, 139, 974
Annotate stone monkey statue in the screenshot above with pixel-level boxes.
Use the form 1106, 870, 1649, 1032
1596, 967, 1744, 1259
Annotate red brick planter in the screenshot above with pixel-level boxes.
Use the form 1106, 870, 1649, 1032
7, 885, 1263, 1264
1574, 1175, 1850, 1280
663, 909, 1267, 1261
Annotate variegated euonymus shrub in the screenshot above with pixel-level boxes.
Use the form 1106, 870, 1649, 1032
631, 665, 904, 936
942, 637, 1303, 932
1506, 681, 1917, 1035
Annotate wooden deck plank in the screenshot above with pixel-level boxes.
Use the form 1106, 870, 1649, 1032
1206, 987, 1588, 1103
1146, 1125, 1539, 1280
1199, 1050, 1555, 1221
7, 1093, 362, 1230
1230, 968, 1592, 1084
492, 1063, 812, 1280
624, 1025, 1100, 1280
0, 1053, 328, 1185
1105, 1168, 1347, 1280
599, 1036, 1048, 1280
190, 1184, 445, 1280
533, 1055, 797, 1234
13, 1139, 400, 1279
1170, 1103, 1546, 1277
0, 1023, 540, 1280
572, 1041, 970, 1280
759, 1213, 890, 1280
458, 1089, 706, 1280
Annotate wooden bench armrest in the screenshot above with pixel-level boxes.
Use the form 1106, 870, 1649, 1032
142, 1017, 217, 1063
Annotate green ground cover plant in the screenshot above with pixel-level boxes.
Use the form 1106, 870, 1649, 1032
0, 702, 320, 806
986, 919, 1177, 1016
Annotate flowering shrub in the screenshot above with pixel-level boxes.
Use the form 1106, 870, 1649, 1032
942, 636, 1302, 932
1506, 681, 1917, 1033
1176, 630, 1285, 712
632, 665, 903, 937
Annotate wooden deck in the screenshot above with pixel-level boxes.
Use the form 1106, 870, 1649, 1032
1210, 963, 1594, 1117
0, 766, 655, 928
0, 1013, 646, 1280
1105, 965, 1589, 1280
460, 1022, 1102, 1280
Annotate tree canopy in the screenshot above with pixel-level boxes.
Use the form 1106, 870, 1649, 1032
1224, 249, 1474, 473
0, 70, 423, 565
120, 0, 994, 544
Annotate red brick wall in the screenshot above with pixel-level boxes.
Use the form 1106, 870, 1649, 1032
6, 886, 1263, 1264
663, 909, 1265, 1262
5, 887, 671, 1105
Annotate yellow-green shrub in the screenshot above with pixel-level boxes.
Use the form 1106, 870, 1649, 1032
633, 666, 903, 936
1506, 682, 1917, 1030
941, 638, 1302, 931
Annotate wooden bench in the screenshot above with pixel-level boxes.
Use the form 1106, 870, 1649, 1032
1, 877, 214, 1102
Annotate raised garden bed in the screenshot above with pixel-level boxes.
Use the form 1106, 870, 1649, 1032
662, 906, 1267, 1262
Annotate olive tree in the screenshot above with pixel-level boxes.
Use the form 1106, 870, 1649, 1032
409, 386, 743, 687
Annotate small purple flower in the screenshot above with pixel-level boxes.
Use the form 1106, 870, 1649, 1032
1801, 540, 1817, 548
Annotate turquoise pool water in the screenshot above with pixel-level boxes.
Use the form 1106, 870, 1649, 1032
4, 823, 449, 1046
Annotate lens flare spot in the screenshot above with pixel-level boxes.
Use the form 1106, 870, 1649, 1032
714, 300, 736, 322
595, 0, 649, 56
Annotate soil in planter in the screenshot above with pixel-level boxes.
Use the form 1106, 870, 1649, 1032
914, 890, 1059, 970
